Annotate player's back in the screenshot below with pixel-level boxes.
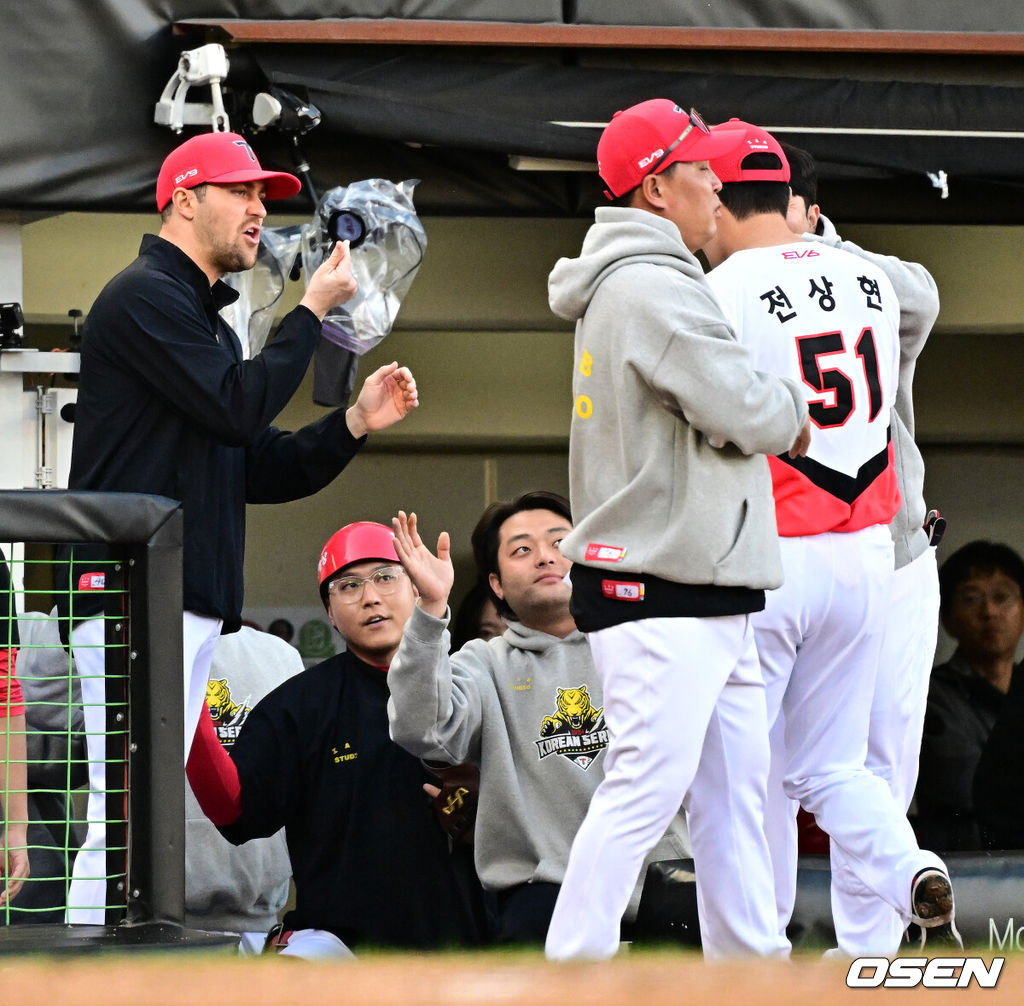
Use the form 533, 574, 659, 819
708, 241, 901, 536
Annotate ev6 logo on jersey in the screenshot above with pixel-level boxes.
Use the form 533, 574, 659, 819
845, 956, 1004, 989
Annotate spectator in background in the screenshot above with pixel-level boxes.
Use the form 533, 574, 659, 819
450, 581, 507, 653
915, 541, 1024, 850
267, 619, 295, 645
973, 640, 1024, 849
1, 548, 29, 909
185, 624, 304, 952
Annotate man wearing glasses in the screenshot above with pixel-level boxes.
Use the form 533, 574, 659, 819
186, 521, 487, 959
543, 99, 810, 961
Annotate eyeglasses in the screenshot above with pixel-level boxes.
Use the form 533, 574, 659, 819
953, 587, 1023, 612
646, 107, 712, 177
327, 565, 406, 603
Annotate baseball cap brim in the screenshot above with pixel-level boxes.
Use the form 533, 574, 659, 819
201, 168, 302, 201
664, 124, 748, 170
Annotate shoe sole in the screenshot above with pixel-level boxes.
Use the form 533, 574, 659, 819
911, 869, 963, 950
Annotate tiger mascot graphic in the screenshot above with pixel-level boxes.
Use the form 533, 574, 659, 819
540, 686, 604, 737
205, 677, 251, 744
535, 685, 609, 770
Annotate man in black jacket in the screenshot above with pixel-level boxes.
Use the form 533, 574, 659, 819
916, 541, 1024, 850
187, 522, 488, 958
64, 131, 418, 921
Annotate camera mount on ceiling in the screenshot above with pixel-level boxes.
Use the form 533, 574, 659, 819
252, 87, 321, 136
154, 43, 231, 133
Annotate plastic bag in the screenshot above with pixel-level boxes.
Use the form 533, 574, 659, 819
221, 224, 303, 358
300, 178, 426, 355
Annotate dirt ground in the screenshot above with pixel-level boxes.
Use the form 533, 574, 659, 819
0, 950, 1020, 1005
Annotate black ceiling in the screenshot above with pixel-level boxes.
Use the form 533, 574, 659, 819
3, 3, 1024, 223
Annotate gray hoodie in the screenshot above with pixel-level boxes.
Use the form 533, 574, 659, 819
810, 217, 939, 569
549, 207, 807, 590
387, 605, 690, 916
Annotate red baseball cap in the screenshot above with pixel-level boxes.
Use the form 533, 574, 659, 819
156, 131, 302, 211
709, 119, 791, 184
317, 522, 400, 603
596, 99, 747, 199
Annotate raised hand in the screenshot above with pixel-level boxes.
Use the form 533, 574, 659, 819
300, 240, 359, 320
391, 510, 452, 618
346, 362, 419, 438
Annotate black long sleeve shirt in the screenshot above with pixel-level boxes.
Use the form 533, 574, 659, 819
220, 651, 488, 949
972, 663, 1024, 850
67, 235, 363, 629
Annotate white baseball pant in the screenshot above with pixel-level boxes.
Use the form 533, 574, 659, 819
757, 526, 946, 953
829, 546, 940, 954
277, 928, 355, 959
545, 613, 786, 961
66, 611, 221, 923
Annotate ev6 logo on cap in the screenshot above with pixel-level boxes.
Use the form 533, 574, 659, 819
637, 148, 667, 170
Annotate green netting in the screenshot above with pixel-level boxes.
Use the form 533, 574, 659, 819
1, 491, 187, 942
2, 548, 129, 924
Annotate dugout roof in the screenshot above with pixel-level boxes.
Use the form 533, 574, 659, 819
3, 2, 1024, 222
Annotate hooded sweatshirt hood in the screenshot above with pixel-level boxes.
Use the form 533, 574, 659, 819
549, 208, 707, 324
499, 615, 584, 654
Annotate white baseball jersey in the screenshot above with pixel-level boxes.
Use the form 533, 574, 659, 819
708, 241, 902, 536
708, 238, 948, 955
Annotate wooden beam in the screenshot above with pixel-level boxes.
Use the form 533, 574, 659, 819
173, 18, 1024, 56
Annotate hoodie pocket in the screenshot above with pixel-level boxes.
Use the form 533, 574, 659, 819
711, 495, 782, 589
